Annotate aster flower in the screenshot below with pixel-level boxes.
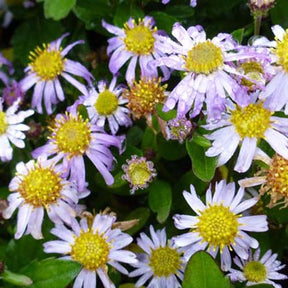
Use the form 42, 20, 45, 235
2, 156, 79, 239
228, 248, 287, 287
102, 16, 170, 84
123, 77, 167, 119
81, 77, 132, 134
32, 104, 123, 191
130, 225, 185, 288
162, 0, 197, 7
172, 180, 268, 271
203, 97, 288, 173
3, 80, 25, 106
0, 97, 34, 162
154, 23, 261, 121
19, 33, 93, 114
122, 155, 157, 194
249, 0, 276, 16
44, 214, 137, 288
165, 116, 193, 143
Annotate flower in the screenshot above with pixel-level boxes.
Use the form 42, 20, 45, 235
44, 213, 137, 288
130, 225, 185, 288
165, 116, 193, 143
249, 0, 276, 16
228, 248, 287, 287
32, 104, 123, 191
154, 23, 259, 121
0, 97, 34, 162
203, 98, 288, 173
123, 77, 167, 119
82, 77, 132, 134
172, 180, 268, 271
19, 33, 93, 114
3, 156, 79, 239
122, 155, 157, 194
162, 0, 197, 7
3, 80, 25, 106
102, 16, 170, 84
258, 25, 288, 113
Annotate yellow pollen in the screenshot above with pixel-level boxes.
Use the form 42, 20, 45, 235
128, 161, 152, 187
243, 261, 267, 283
274, 29, 288, 73
230, 103, 272, 139
70, 229, 110, 270
29, 44, 64, 81
196, 203, 239, 252
262, 154, 288, 207
185, 40, 223, 74
50, 112, 91, 158
17, 164, 63, 207
0, 111, 8, 135
240, 61, 264, 89
95, 89, 118, 116
124, 78, 166, 119
149, 246, 181, 277
123, 19, 156, 55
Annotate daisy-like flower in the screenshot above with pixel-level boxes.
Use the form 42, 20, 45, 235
130, 225, 185, 288
228, 248, 287, 287
239, 150, 288, 208
258, 25, 288, 113
162, 0, 197, 7
0, 97, 34, 162
172, 180, 268, 271
32, 104, 123, 191
2, 156, 79, 239
123, 77, 167, 119
154, 23, 259, 121
3, 80, 25, 106
249, 0, 276, 15
165, 116, 193, 143
122, 155, 157, 194
44, 213, 137, 288
19, 33, 93, 114
203, 97, 288, 173
102, 16, 170, 84
82, 77, 132, 134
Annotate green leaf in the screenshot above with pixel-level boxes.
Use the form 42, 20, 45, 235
182, 251, 230, 288
249, 285, 274, 288
149, 11, 178, 32
1, 270, 33, 286
271, 0, 288, 28
21, 259, 81, 288
44, 0, 76, 20
231, 28, 244, 44
156, 104, 177, 121
192, 135, 211, 148
148, 180, 172, 223
164, 5, 195, 19
125, 207, 150, 235
186, 140, 217, 182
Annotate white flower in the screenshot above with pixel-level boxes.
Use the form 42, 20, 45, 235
44, 214, 137, 288
228, 249, 287, 288
172, 180, 268, 271
130, 225, 185, 288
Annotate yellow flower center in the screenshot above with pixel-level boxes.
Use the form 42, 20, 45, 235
274, 29, 288, 73
123, 19, 156, 55
240, 61, 264, 89
128, 161, 152, 187
95, 89, 118, 116
70, 229, 110, 270
50, 113, 91, 157
196, 204, 239, 252
17, 164, 63, 207
149, 246, 181, 277
124, 78, 166, 119
185, 40, 223, 74
230, 103, 272, 139
29, 44, 65, 81
243, 261, 267, 283
0, 111, 8, 135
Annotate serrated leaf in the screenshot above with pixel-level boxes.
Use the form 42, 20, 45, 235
182, 251, 230, 288
44, 0, 76, 20
186, 140, 217, 182
21, 259, 81, 288
148, 180, 172, 223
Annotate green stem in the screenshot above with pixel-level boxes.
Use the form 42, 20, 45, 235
254, 15, 262, 35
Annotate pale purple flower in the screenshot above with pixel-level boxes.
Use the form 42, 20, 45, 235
19, 33, 93, 114
203, 96, 288, 173
3, 80, 25, 106
162, 0, 197, 7
154, 23, 262, 121
228, 249, 287, 288
0, 97, 34, 162
166, 116, 193, 143
44, 214, 137, 288
3, 156, 79, 239
102, 16, 170, 84
81, 77, 132, 134
130, 225, 186, 288
32, 103, 123, 191
172, 180, 268, 271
